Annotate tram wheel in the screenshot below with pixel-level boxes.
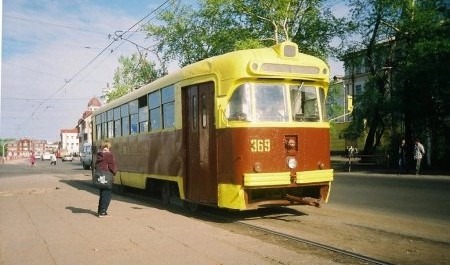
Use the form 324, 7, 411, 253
184, 201, 199, 212
161, 182, 171, 205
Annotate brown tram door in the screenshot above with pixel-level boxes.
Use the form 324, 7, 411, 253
182, 82, 217, 204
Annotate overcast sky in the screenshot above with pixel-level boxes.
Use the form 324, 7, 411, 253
1, 0, 345, 142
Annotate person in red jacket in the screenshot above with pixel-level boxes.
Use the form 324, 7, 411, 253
95, 140, 117, 217
30, 151, 36, 166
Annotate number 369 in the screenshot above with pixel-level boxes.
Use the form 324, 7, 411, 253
250, 139, 271, 152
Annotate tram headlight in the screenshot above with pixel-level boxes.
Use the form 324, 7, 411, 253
318, 162, 325, 170
286, 157, 297, 169
253, 162, 262, 173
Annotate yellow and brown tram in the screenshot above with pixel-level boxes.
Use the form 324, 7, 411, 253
92, 41, 333, 210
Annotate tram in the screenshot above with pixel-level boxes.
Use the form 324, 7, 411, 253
92, 41, 333, 210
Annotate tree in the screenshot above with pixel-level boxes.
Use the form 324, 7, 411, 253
393, 0, 450, 165
344, 0, 450, 167
343, 0, 404, 155
145, 0, 346, 67
105, 53, 160, 102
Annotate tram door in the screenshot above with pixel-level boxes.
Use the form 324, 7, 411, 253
182, 82, 217, 204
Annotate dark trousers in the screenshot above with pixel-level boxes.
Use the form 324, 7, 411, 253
98, 188, 112, 214
398, 157, 407, 173
415, 158, 422, 175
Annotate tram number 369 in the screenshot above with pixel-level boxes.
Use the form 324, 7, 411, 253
250, 139, 271, 152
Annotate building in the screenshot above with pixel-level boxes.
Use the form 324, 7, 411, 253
341, 39, 393, 108
77, 97, 102, 153
4, 138, 47, 159
331, 39, 394, 154
46, 142, 60, 154
60, 128, 79, 156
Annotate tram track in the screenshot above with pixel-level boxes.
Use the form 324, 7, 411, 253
192, 209, 394, 265
68, 179, 442, 265
106, 184, 394, 265
106, 185, 394, 265
234, 220, 394, 265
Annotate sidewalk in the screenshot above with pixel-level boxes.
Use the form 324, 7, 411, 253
0, 168, 339, 265
331, 155, 450, 177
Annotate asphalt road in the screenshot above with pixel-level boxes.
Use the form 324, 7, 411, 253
330, 172, 450, 223
4, 158, 449, 223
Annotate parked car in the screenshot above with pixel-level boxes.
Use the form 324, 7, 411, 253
62, 154, 73, 162
41, 152, 52, 160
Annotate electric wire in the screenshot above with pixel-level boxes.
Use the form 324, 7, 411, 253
13, 0, 173, 136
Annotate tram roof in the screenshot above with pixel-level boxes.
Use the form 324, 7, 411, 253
95, 42, 329, 114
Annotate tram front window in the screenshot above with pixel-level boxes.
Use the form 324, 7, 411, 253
226, 84, 252, 121
226, 83, 322, 122
290, 85, 321, 122
226, 83, 287, 122
254, 84, 288, 121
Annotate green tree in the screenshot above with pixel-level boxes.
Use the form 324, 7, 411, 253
344, 0, 450, 167
394, 0, 450, 165
145, 0, 346, 66
343, 0, 405, 155
106, 53, 160, 102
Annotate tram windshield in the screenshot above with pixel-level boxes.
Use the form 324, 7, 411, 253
226, 83, 325, 122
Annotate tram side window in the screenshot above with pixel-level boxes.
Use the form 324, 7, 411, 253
121, 104, 130, 136
107, 109, 114, 138
226, 84, 252, 121
114, 119, 121, 137
96, 124, 101, 140
129, 100, 138, 135
107, 121, 114, 138
149, 91, 161, 131
290, 85, 321, 122
319, 88, 327, 121
201, 93, 207, 128
130, 114, 138, 134
101, 122, 107, 139
162, 86, 175, 129
114, 107, 121, 137
95, 114, 101, 140
100, 112, 107, 139
139, 107, 148, 132
138, 95, 148, 132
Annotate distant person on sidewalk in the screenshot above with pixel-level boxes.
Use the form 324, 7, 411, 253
398, 139, 408, 174
30, 152, 36, 166
94, 140, 117, 218
413, 138, 425, 175
50, 154, 57, 165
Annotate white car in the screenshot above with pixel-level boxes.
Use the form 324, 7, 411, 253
41, 152, 52, 160
62, 154, 73, 162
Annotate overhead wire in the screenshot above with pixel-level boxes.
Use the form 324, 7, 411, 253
72, 0, 175, 96
4, 14, 106, 36
15, 0, 173, 135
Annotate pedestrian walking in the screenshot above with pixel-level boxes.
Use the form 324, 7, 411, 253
398, 139, 408, 174
50, 154, 57, 165
413, 138, 425, 175
30, 151, 36, 166
94, 140, 117, 218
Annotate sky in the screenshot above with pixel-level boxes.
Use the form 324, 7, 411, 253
1, 0, 345, 142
